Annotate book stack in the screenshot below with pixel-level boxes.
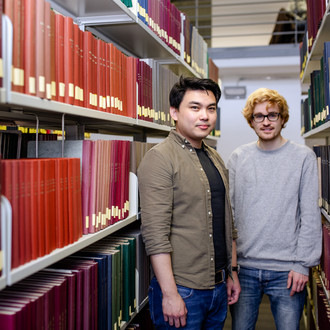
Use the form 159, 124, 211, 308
306, 0, 327, 52
0, 158, 83, 270
3, 0, 137, 118
27, 139, 131, 235
313, 271, 330, 329
313, 145, 329, 212
301, 41, 330, 133
122, 0, 208, 78
321, 221, 330, 296
0, 227, 149, 330
0, 259, 99, 329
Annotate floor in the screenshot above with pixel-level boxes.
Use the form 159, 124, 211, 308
224, 295, 306, 330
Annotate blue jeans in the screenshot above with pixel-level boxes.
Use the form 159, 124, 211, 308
149, 276, 228, 329
230, 267, 306, 330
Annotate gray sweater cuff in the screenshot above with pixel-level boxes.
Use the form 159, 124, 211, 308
292, 263, 309, 276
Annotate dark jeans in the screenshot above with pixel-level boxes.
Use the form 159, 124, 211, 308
149, 276, 228, 329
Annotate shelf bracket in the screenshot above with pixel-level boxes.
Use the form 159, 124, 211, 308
2, 14, 13, 103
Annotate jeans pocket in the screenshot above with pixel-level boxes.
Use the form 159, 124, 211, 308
176, 285, 194, 300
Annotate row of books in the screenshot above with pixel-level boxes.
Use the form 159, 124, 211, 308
1, 0, 212, 124
300, 42, 330, 133
321, 221, 330, 293
0, 138, 155, 270
123, 0, 208, 76
313, 145, 330, 213
311, 269, 330, 329
3, 0, 138, 118
306, 0, 328, 53
27, 139, 131, 235
0, 157, 83, 269
0, 223, 152, 330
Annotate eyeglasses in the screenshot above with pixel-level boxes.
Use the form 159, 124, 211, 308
252, 112, 280, 123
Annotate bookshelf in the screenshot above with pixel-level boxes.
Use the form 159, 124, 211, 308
0, 0, 217, 328
301, 2, 330, 329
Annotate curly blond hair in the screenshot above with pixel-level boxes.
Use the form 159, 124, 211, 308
243, 88, 289, 128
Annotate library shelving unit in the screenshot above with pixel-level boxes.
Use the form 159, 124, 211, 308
301, 3, 330, 329
0, 0, 218, 329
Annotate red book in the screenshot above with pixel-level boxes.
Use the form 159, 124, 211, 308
1, 289, 42, 329
25, 275, 68, 330
37, 159, 46, 257
40, 269, 77, 330
105, 43, 111, 112
92, 37, 98, 109
11, 0, 24, 93
29, 159, 39, 260
94, 140, 101, 231
95, 140, 103, 230
64, 16, 74, 105
73, 22, 80, 106
62, 158, 69, 245
0, 306, 23, 329
73, 157, 82, 241
88, 141, 97, 233
54, 158, 65, 248
35, 0, 45, 98
136, 59, 142, 119
23, 0, 36, 96
125, 141, 131, 219
22, 160, 33, 264
0, 301, 29, 330
48, 262, 83, 330
110, 140, 120, 224
50, 9, 56, 100
55, 13, 65, 102
81, 140, 91, 235
109, 43, 116, 114
15, 279, 60, 330
62, 258, 98, 330
44, 158, 56, 254
67, 158, 75, 244
78, 28, 84, 107
15, 160, 28, 266
44, 0, 52, 100
83, 31, 93, 109
121, 52, 127, 116
96, 39, 101, 111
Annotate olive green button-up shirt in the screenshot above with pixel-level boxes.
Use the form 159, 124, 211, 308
138, 130, 237, 290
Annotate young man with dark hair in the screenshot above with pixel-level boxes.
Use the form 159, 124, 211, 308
138, 76, 240, 329
228, 88, 322, 330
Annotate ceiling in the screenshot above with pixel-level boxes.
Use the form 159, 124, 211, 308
172, 0, 307, 48
172, 0, 305, 81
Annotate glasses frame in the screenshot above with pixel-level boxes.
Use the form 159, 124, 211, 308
252, 112, 280, 123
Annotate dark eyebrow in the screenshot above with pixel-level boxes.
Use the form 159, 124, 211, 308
188, 101, 217, 107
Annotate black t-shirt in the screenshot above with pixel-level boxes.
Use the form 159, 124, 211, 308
195, 147, 227, 271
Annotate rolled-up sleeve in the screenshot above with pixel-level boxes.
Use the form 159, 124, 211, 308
138, 148, 174, 256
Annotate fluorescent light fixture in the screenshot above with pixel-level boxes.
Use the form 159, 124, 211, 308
224, 86, 246, 99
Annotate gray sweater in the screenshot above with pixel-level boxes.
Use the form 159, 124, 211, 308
227, 140, 322, 276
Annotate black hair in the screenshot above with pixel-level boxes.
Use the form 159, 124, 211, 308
169, 76, 221, 109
